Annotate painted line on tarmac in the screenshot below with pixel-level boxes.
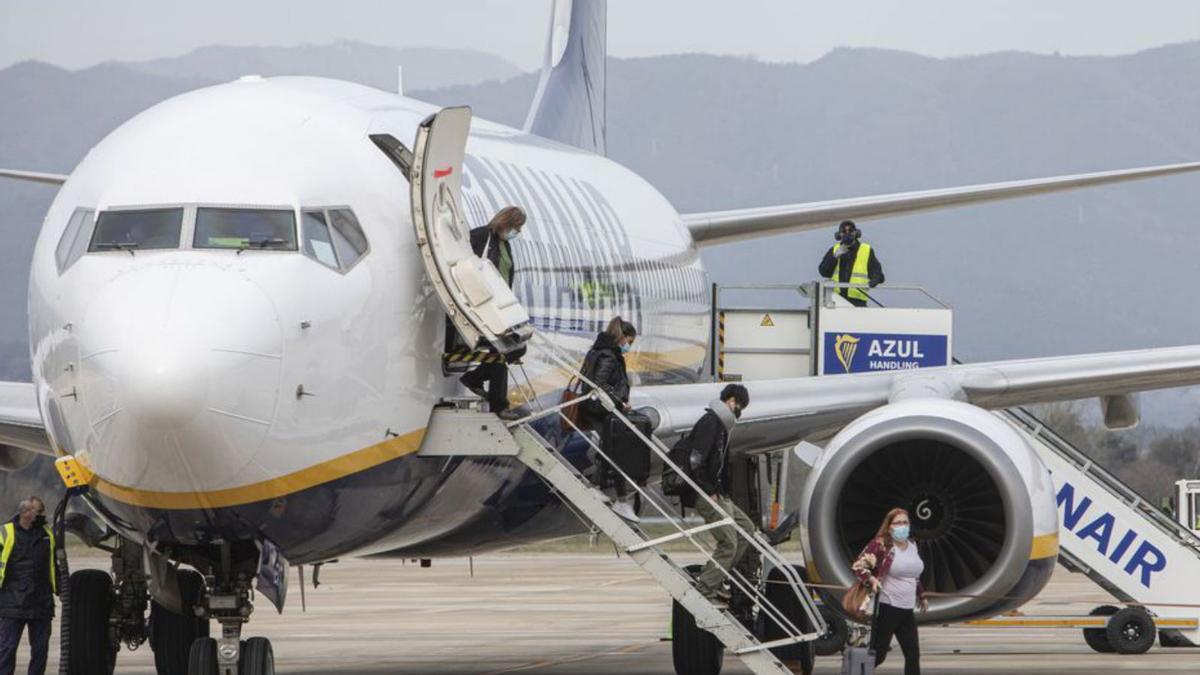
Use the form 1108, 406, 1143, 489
478, 642, 653, 675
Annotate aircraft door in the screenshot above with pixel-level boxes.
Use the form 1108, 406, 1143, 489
408, 107, 532, 354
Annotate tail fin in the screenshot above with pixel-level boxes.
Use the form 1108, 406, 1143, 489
523, 0, 607, 155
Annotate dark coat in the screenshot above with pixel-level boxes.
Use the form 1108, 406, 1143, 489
818, 240, 885, 304
580, 332, 630, 423
469, 226, 514, 287
688, 409, 731, 500
0, 518, 55, 620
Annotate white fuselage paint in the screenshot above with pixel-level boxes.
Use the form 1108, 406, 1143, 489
27, 77, 707, 557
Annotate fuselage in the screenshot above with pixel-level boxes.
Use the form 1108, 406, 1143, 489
27, 76, 710, 563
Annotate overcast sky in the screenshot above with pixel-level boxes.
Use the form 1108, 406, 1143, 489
2, 1, 1199, 71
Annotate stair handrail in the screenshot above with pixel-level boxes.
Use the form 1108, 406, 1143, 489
510, 331, 826, 646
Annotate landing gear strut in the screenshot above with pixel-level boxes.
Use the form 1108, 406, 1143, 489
189, 542, 274, 675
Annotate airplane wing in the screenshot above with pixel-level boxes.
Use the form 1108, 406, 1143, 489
632, 344, 1200, 450
0, 382, 53, 464
0, 169, 68, 186
682, 161, 1200, 246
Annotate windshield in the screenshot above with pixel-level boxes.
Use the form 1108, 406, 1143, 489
194, 208, 297, 250
89, 208, 183, 252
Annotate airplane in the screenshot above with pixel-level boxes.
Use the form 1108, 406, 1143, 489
2, 1, 1200, 674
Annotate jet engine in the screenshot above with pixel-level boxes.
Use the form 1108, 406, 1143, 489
800, 398, 1059, 622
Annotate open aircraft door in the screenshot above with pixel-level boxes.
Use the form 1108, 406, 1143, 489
408, 107, 532, 354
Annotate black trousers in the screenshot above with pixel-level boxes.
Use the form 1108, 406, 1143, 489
460, 362, 509, 412
872, 602, 920, 675
0, 617, 51, 675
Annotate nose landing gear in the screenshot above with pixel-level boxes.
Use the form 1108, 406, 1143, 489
187, 542, 275, 675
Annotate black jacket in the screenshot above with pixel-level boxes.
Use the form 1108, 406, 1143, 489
0, 518, 55, 620
818, 241, 885, 301
580, 332, 631, 420
689, 409, 731, 499
469, 226, 514, 287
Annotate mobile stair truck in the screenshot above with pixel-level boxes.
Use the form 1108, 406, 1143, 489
712, 281, 1200, 656
404, 107, 826, 675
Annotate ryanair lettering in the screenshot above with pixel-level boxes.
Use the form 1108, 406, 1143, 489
1056, 482, 1165, 589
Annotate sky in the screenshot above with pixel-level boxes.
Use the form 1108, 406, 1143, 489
1, 0, 1199, 71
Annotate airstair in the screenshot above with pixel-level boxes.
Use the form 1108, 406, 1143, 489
420, 333, 826, 675
995, 405, 1200, 648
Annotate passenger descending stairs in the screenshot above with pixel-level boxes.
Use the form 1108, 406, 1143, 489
419, 344, 824, 675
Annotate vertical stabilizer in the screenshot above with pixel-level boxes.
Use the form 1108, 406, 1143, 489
523, 0, 607, 155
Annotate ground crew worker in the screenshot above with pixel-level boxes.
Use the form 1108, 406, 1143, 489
459, 206, 527, 419
0, 497, 56, 675
819, 220, 885, 307
686, 384, 755, 606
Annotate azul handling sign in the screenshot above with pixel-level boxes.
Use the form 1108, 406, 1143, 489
822, 332, 949, 374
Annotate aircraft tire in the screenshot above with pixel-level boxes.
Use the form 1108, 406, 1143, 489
66, 569, 117, 675
672, 565, 723, 675
813, 605, 848, 656
762, 564, 815, 674
1082, 605, 1119, 653
240, 636, 276, 675
151, 569, 209, 675
186, 638, 217, 675
1106, 607, 1156, 655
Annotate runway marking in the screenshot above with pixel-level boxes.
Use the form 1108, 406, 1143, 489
477, 642, 653, 675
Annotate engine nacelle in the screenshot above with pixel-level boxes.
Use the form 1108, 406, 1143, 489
800, 399, 1059, 622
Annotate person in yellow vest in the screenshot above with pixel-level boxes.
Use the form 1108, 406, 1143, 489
819, 220, 885, 307
0, 497, 56, 675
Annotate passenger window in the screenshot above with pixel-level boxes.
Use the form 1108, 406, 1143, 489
194, 208, 297, 250
55, 208, 95, 272
328, 209, 368, 269
90, 208, 183, 252
301, 211, 340, 270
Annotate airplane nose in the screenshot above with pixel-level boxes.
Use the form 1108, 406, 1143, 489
73, 263, 283, 494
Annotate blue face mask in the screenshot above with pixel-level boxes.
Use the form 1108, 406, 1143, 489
620, 343, 632, 354
502, 229, 520, 241
891, 524, 910, 541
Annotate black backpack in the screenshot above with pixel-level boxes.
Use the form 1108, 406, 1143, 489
661, 431, 703, 497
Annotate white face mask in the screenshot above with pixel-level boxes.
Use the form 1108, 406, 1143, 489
502, 229, 521, 241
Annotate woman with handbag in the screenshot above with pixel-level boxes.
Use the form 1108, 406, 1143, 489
575, 317, 640, 521
849, 508, 927, 675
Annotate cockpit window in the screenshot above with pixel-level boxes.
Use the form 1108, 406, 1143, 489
301, 208, 368, 272
301, 211, 340, 270
55, 208, 95, 273
194, 208, 297, 250
89, 208, 183, 252
328, 209, 368, 269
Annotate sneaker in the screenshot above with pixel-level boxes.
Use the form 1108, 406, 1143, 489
612, 497, 641, 523
497, 408, 523, 421
701, 590, 729, 610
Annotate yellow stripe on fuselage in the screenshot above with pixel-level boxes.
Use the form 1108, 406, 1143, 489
91, 429, 425, 510
85, 345, 705, 511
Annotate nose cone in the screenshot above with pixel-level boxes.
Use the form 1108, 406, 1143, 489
74, 263, 283, 494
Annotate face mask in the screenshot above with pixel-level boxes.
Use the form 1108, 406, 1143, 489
620, 343, 631, 354
733, 406, 743, 419
841, 231, 856, 245
32, 515, 46, 529
891, 524, 910, 541
502, 229, 520, 241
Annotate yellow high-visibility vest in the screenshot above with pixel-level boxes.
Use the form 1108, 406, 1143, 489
0, 522, 58, 594
831, 242, 873, 302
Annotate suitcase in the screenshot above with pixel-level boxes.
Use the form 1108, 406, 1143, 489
840, 646, 875, 675
841, 595, 879, 674
601, 410, 653, 484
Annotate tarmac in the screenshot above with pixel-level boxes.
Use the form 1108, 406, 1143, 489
16, 552, 1200, 674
